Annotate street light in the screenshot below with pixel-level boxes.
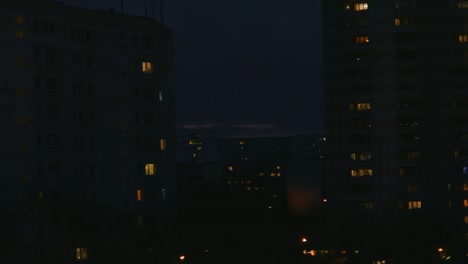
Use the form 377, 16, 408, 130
179, 255, 185, 262
301, 237, 307, 243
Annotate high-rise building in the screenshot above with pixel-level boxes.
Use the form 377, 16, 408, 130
324, 0, 468, 261
0, 0, 175, 262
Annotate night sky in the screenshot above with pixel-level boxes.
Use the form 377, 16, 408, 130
62, 0, 323, 134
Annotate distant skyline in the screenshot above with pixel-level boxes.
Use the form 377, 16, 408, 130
62, 0, 323, 133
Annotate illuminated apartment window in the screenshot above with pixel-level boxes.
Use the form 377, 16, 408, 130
228, 165, 233, 171
459, 35, 468, 43
345, 4, 351, 10
160, 139, 167, 150
464, 183, 468, 191
408, 200, 422, 209
15, 16, 24, 25
76, 247, 88, 260
395, 18, 401, 26
276, 173, 281, 177
458, 1, 468, 8
15, 29, 24, 39
270, 172, 276, 177
142, 61, 153, 73
137, 190, 142, 202
18, 116, 28, 125
349, 103, 371, 111
145, 163, 155, 175
351, 168, 373, 177
197, 146, 202, 151
240, 141, 245, 145
355, 36, 369, 43
354, 3, 368, 11
465, 199, 468, 207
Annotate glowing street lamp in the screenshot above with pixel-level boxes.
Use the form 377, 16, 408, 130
179, 255, 185, 261
301, 237, 307, 243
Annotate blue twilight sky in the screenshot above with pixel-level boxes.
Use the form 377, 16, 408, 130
62, 0, 323, 134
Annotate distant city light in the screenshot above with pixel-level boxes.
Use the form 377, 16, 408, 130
301, 237, 307, 243
179, 255, 185, 261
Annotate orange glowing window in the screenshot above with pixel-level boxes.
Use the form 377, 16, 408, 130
76, 247, 88, 260
465, 199, 468, 207
145, 163, 155, 175
464, 183, 468, 191
459, 35, 468, 43
137, 190, 142, 202
160, 139, 166, 150
228, 165, 233, 171
355, 36, 369, 43
408, 200, 422, 209
354, 3, 368, 11
351, 169, 373, 177
142, 61, 153, 73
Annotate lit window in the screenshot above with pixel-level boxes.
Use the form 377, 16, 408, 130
18, 116, 28, 125
395, 18, 401, 26
465, 199, 468, 207
459, 35, 468, 43
15, 16, 24, 25
276, 173, 281, 177
159, 91, 163, 101
228, 165, 233, 171
345, 4, 351, 10
408, 200, 422, 209
142, 62, 153, 73
464, 183, 468, 191
354, 3, 368, 11
258, 172, 264, 176
145, 163, 155, 175
355, 36, 369, 43
458, 1, 468, 8
76, 247, 88, 260
351, 169, 373, 177
276, 165, 281, 170
197, 146, 202, 151
160, 139, 166, 150
240, 141, 245, 145
349, 103, 371, 111
15, 29, 24, 39
270, 172, 276, 177
137, 190, 142, 202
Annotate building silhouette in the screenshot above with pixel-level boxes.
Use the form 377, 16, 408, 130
324, 1, 467, 262
0, 0, 176, 262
